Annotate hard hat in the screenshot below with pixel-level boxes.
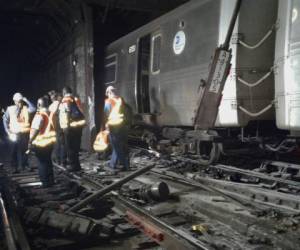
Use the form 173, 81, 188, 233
13, 93, 23, 102
105, 86, 116, 96
37, 97, 48, 109
62, 86, 72, 96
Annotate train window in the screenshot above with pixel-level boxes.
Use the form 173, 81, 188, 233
151, 34, 161, 74
104, 54, 117, 84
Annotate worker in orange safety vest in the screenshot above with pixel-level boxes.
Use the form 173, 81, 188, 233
58, 86, 85, 172
104, 86, 130, 172
28, 97, 56, 188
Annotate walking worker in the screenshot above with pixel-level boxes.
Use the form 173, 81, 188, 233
104, 86, 130, 171
28, 97, 56, 188
59, 86, 85, 172
3, 92, 36, 173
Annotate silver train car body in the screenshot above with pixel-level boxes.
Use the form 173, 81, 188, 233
275, 0, 300, 131
104, 0, 280, 129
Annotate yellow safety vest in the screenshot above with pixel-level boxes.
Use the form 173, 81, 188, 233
32, 112, 56, 148
8, 105, 30, 133
59, 96, 86, 129
107, 97, 124, 126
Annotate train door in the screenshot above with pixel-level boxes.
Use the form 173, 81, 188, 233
137, 34, 151, 113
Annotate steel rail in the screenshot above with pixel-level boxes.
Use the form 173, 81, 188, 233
66, 163, 156, 212
172, 155, 300, 189
0, 193, 17, 250
54, 164, 211, 250
111, 193, 211, 250
149, 168, 260, 213
0, 175, 31, 250
133, 144, 300, 189
211, 164, 300, 188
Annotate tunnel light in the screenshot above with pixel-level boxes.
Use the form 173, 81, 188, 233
72, 55, 78, 66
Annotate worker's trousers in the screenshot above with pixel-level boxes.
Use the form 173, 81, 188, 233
64, 127, 82, 171
10, 133, 29, 172
52, 130, 66, 165
109, 126, 129, 170
35, 146, 54, 188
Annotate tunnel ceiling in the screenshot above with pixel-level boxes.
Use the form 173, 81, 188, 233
0, 0, 189, 66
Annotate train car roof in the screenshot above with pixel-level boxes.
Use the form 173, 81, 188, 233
107, 0, 213, 49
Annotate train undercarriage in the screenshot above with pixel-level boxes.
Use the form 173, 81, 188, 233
132, 120, 300, 167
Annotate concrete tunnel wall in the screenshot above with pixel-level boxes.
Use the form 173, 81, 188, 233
33, 6, 96, 151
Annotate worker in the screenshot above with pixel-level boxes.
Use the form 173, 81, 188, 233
104, 86, 130, 171
28, 97, 56, 188
48, 91, 66, 166
3, 93, 36, 173
59, 86, 85, 172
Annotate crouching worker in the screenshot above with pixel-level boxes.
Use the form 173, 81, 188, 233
28, 97, 56, 188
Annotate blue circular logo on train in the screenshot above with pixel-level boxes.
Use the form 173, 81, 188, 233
173, 31, 186, 55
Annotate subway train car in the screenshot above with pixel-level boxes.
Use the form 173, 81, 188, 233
275, 0, 300, 131
103, 0, 299, 163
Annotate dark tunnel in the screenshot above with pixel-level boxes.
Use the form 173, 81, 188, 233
0, 0, 188, 149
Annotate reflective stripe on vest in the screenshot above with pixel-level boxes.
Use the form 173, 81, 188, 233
8, 105, 30, 133
59, 96, 85, 129
32, 111, 56, 147
70, 119, 86, 128
107, 97, 124, 126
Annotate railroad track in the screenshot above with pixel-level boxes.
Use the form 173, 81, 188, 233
131, 146, 300, 190
56, 161, 300, 250
2, 149, 300, 249
134, 149, 300, 212
57, 164, 212, 250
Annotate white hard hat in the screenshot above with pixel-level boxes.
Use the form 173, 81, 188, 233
13, 93, 23, 102
105, 86, 116, 96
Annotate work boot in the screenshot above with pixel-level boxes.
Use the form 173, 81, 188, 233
107, 168, 118, 175
116, 165, 129, 171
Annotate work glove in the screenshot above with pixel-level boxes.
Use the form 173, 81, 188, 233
8, 133, 17, 142
26, 143, 33, 154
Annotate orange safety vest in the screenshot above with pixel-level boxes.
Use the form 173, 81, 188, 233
105, 97, 117, 109
8, 105, 30, 133
105, 97, 124, 126
62, 96, 84, 112
49, 100, 60, 131
31, 111, 56, 148
59, 96, 86, 129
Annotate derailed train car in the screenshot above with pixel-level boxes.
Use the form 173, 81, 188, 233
103, 0, 300, 163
